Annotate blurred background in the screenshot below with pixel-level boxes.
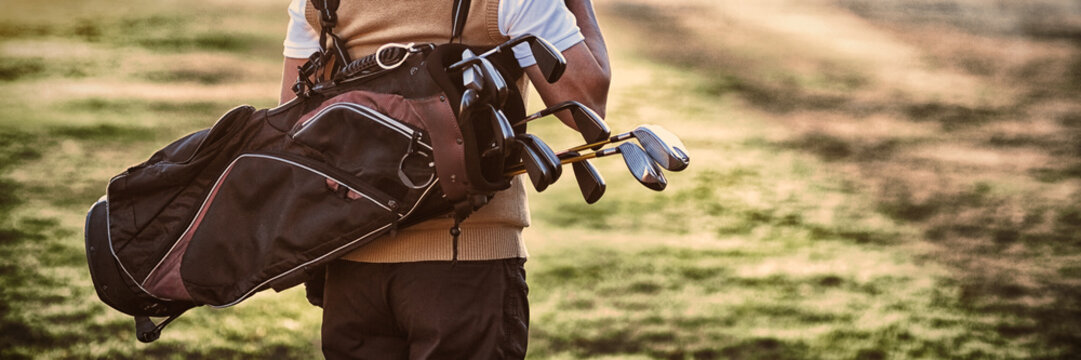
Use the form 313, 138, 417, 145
2, 0, 1081, 358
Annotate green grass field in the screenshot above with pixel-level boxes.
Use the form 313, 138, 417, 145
3, 0, 1081, 358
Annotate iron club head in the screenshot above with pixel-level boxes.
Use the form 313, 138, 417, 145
484, 105, 516, 159
524, 36, 567, 83
449, 35, 567, 83
458, 88, 480, 118
633, 125, 690, 172
515, 138, 554, 192
565, 151, 606, 204
475, 57, 509, 108
515, 133, 561, 182
606, 142, 667, 191
518, 101, 610, 145
460, 50, 484, 92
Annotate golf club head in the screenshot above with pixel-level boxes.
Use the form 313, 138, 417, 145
526, 36, 566, 83
566, 151, 606, 204
516, 139, 553, 192
476, 57, 509, 108
516, 133, 562, 182
566, 103, 610, 146
459, 88, 480, 118
518, 101, 610, 145
460, 50, 484, 92
498, 35, 566, 83
634, 125, 690, 171
450, 35, 565, 84
485, 104, 516, 158
615, 142, 667, 191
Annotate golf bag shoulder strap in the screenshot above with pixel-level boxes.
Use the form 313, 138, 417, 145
305, 0, 471, 82
451, 0, 471, 42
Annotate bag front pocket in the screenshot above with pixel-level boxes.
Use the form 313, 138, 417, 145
291, 102, 435, 200
142, 152, 399, 306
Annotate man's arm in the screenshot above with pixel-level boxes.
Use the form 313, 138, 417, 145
526, 0, 610, 129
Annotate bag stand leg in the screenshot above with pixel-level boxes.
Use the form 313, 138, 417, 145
135, 312, 185, 343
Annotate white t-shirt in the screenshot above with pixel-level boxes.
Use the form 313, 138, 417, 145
283, 0, 585, 68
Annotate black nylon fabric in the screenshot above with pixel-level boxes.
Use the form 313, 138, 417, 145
107, 105, 257, 281
97, 92, 442, 308
179, 153, 402, 304
85, 200, 196, 317
86, 41, 527, 323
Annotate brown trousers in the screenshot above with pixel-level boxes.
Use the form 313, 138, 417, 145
321, 258, 529, 359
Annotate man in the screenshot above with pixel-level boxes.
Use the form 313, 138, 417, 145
278, 0, 610, 358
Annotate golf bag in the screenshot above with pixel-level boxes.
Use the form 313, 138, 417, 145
84, 0, 531, 342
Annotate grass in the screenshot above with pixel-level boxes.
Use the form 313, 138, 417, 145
3, 0, 1081, 358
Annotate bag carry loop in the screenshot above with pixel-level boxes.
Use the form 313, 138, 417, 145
134, 311, 185, 343
295, 0, 351, 97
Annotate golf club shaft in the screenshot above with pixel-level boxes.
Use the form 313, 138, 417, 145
558, 132, 633, 156
505, 149, 603, 176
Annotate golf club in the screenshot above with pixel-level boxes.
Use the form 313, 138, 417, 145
557, 124, 690, 172
480, 104, 516, 160
515, 133, 562, 182
461, 50, 484, 94
565, 151, 606, 204
477, 58, 509, 107
449, 34, 567, 83
459, 50, 510, 108
507, 141, 667, 191
513, 101, 611, 146
460, 55, 516, 161
458, 88, 480, 118
516, 138, 554, 192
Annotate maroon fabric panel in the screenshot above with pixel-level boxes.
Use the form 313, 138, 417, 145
296, 90, 468, 202
140, 164, 239, 301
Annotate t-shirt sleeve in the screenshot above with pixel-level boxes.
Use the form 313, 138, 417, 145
283, 0, 322, 59
499, 0, 586, 68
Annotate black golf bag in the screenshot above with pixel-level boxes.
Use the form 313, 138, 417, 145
84, 0, 539, 342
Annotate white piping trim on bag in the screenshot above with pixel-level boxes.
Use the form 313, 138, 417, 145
294, 103, 433, 151
100, 200, 175, 301
139, 153, 394, 288
212, 179, 440, 308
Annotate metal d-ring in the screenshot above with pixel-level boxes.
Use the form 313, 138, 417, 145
398, 133, 435, 189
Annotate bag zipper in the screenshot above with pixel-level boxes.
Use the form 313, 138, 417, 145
255, 151, 401, 213
292, 102, 432, 153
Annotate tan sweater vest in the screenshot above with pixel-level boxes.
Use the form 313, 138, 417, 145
304, 0, 530, 262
